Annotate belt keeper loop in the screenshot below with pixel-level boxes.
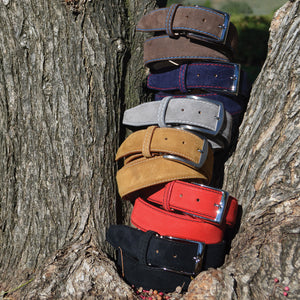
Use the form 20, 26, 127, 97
158, 96, 172, 128
137, 231, 156, 265
179, 64, 188, 93
142, 125, 156, 158
163, 181, 176, 211
166, 4, 181, 37
118, 247, 125, 277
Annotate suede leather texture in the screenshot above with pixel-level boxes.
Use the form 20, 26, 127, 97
144, 35, 231, 71
107, 225, 198, 273
116, 153, 213, 199
153, 92, 247, 115
116, 126, 208, 164
131, 197, 226, 244
147, 62, 250, 98
117, 251, 191, 292
106, 225, 226, 292
122, 97, 232, 150
137, 5, 238, 52
138, 180, 238, 227
116, 126, 214, 198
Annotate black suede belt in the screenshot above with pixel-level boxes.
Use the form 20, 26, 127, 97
106, 225, 226, 292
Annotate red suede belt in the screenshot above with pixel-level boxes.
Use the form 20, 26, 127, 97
131, 181, 238, 244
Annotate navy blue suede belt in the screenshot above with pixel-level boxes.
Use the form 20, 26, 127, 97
147, 62, 250, 98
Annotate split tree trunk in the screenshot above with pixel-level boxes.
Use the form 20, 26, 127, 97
0, 0, 157, 298
185, 1, 300, 299
0, 0, 299, 299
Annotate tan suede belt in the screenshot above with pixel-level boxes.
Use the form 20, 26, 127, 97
116, 126, 213, 198
137, 4, 238, 71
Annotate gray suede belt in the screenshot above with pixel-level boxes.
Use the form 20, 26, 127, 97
122, 96, 232, 150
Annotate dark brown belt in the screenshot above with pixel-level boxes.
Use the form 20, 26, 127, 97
137, 4, 238, 70
143, 35, 232, 71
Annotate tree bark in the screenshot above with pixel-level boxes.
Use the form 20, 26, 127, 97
0, 0, 299, 299
0, 0, 156, 297
184, 1, 300, 299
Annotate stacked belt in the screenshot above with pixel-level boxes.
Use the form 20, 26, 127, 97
107, 4, 250, 293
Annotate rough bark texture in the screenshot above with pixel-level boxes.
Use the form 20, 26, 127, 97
117, 0, 160, 227
0, 0, 156, 297
9, 240, 138, 300
0, 0, 299, 299
184, 1, 300, 300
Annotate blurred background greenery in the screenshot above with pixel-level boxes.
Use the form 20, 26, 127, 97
166, 0, 288, 84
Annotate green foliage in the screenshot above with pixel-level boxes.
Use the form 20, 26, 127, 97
231, 14, 272, 83
203, 0, 212, 8
221, 1, 253, 14
167, 0, 183, 5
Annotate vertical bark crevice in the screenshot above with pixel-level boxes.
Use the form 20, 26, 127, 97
184, 1, 299, 299
0, 0, 135, 284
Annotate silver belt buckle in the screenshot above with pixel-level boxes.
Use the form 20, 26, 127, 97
200, 63, 241, 96
188, 183, 229, 224
163, 137, 208, 170
178, 96, 225, 137
156, 235, 205, 276
230, 63, 241, 95
187, 8, 230, 45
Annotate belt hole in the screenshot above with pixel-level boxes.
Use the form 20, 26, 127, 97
198, 111, 201, 114
197, 74, 200, 77
196, 198, 200, 202
164, 137, 168, 140
179, 193, 183, 198
202, 18, 206, 22
214, 74, 218, 78
182, 141, 185, 144
173, 254, 178, 258
156, 250, 159, 254
181, 108, 184, 111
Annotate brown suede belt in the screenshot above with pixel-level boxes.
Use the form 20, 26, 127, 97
137, 4, 238, 70
143, 36, 231, 71
116, 127, 213, 198
137, 4, 237, 47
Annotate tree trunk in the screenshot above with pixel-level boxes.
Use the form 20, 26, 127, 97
184, 1, 300, 299
0, 0, 156, 298
0, 0, 299, 299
